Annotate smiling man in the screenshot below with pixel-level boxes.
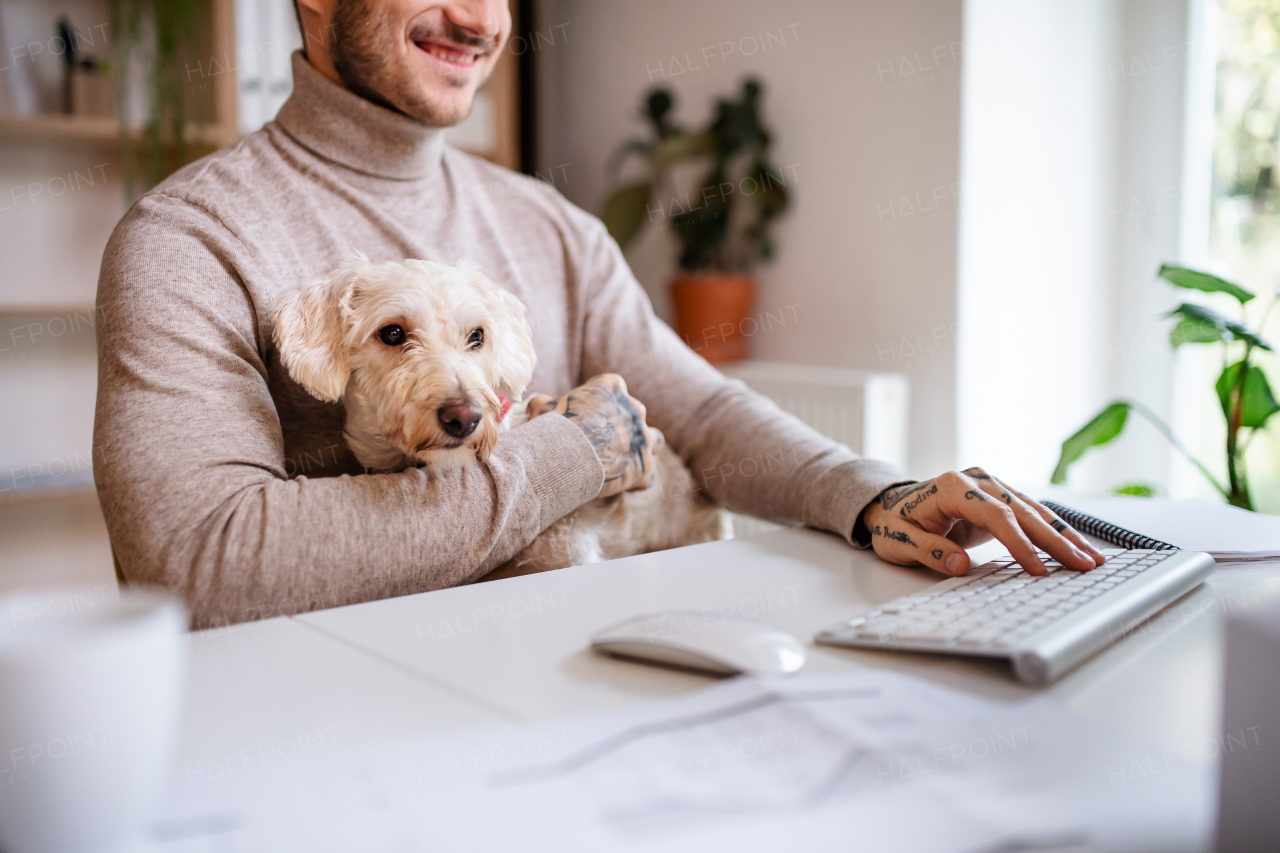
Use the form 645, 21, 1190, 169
93, 0, 1102, 629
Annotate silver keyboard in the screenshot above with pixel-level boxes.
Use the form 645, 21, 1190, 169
816, 548, 1216, 685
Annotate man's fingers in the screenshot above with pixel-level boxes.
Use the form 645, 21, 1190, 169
525, 394, 555, 417
914, 530, 971, 576
642, 427, 664, 488
1016, 491, 1106, 565
587, 372, 627, 394
864, 520, 924, 564
868, 520, 970, 577
940, 474, 1046, 575
977, 478, 1097, 572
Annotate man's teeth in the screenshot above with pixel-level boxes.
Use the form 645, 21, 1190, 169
422, 43, 478, 65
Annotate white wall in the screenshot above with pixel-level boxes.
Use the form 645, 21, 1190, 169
532, 0, 965, 477
957, 0, 1192, 494
0, 143, 125, 309
1106, 0, 1196, 493
0, 0, 122, 588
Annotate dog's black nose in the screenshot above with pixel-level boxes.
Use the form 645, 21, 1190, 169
438, 401, 482, 438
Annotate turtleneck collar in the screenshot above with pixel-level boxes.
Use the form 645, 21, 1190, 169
274, 51, 446, 181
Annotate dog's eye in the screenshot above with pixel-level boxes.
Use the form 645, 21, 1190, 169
379, 325, 406, 346
467, 328, 484, 350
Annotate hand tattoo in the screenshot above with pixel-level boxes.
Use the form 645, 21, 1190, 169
962, 466, 994, 480
564, 385, 648, 487
964, 489, 989, 502
898, 483, 938, 517
540, 375, 656, 495
1050, 519, 1069, 533
931, 549, 944, 560
872, 524, 918, 548
1000, 492, 1012, 504
878, 480, 932, 511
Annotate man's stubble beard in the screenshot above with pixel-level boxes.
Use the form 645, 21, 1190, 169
328, 0, 493, 127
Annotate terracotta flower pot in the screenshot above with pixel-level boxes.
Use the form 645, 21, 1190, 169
670, 272, 756, 364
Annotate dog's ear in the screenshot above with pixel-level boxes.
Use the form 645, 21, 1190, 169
459, 261, 537, 400
271, 255, 369, 402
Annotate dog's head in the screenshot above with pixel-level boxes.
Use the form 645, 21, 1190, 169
271, 254, 536, 467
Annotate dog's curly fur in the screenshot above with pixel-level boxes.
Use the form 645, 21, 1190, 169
271, 255, 728, 577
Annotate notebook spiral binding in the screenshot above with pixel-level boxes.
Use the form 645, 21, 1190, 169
1042, 501, 1179, 551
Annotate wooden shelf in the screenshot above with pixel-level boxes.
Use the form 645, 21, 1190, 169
0, 113, 238, 149
0, 304, 97, 318
0, 485, 99, 511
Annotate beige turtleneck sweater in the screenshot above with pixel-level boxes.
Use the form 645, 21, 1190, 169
93, 53, 906, 629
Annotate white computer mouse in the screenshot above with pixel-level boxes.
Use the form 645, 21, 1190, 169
590, 610, 806, 676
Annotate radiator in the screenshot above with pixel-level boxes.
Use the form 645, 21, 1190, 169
717, 360, 909, 538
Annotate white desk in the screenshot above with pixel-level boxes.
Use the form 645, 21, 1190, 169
177, 528, 1280, 788
176, 613, 514, 779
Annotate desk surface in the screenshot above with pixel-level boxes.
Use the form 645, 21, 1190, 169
178, 528, 1280, 782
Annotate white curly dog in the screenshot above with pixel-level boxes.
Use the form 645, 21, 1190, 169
271, 254, 727, 577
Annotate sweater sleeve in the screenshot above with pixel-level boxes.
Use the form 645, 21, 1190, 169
570, 215, 910, 544
93, 195, 604, 629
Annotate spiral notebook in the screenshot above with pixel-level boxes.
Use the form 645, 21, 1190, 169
1043, 497, 1280, 564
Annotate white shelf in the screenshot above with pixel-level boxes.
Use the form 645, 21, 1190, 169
0, 113, 237, 148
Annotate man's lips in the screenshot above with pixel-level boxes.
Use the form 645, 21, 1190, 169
414, 39, 485, 69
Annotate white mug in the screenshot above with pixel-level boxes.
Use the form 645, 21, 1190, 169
0, 586, 187, 853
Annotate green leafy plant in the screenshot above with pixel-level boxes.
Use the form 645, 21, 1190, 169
1053, 264, 1279, 510
601, 79, 790, 272
110, 0, 200, 198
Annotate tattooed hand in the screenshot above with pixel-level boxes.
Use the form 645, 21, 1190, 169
525, 374, 663, 498
857, 467, 1106, 577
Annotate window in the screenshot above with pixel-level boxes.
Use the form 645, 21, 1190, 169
1203, 0, 1280, 513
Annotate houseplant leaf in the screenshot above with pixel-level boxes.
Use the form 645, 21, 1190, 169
1166, 303, 1273, 350
671, 176, 730, 270
1051, 402, 1131, 484
605, 140, 652, 177
747, 160, 789, 219
1169, 318, 1226, 346
1215, 362, 1280, 428
1114, 483, 1156, 497
1158, 264, 1255, 304
601, 182, 652, 250
649, 132, 716, 171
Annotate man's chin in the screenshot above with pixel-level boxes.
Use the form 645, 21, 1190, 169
402, 86, 479, 127
407, 59, 490, 125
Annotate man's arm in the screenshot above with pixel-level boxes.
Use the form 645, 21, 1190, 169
568, 215, 903, 541
94, 195, 604, 628
566, 214, 1105, 577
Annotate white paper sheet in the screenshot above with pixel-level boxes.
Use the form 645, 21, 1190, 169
1059, 497, 1280, 561
143, 670, 1212, 852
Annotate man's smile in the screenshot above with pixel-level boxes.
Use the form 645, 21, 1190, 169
414, 39, 485, 69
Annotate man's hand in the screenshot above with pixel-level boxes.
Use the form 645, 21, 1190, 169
525, 374, 663, 498
858, 467, 1106, 577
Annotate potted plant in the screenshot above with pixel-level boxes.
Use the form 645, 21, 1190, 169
110, 0, 201, 198
601, 80, 790, 363
1052, 264, 1278, 510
